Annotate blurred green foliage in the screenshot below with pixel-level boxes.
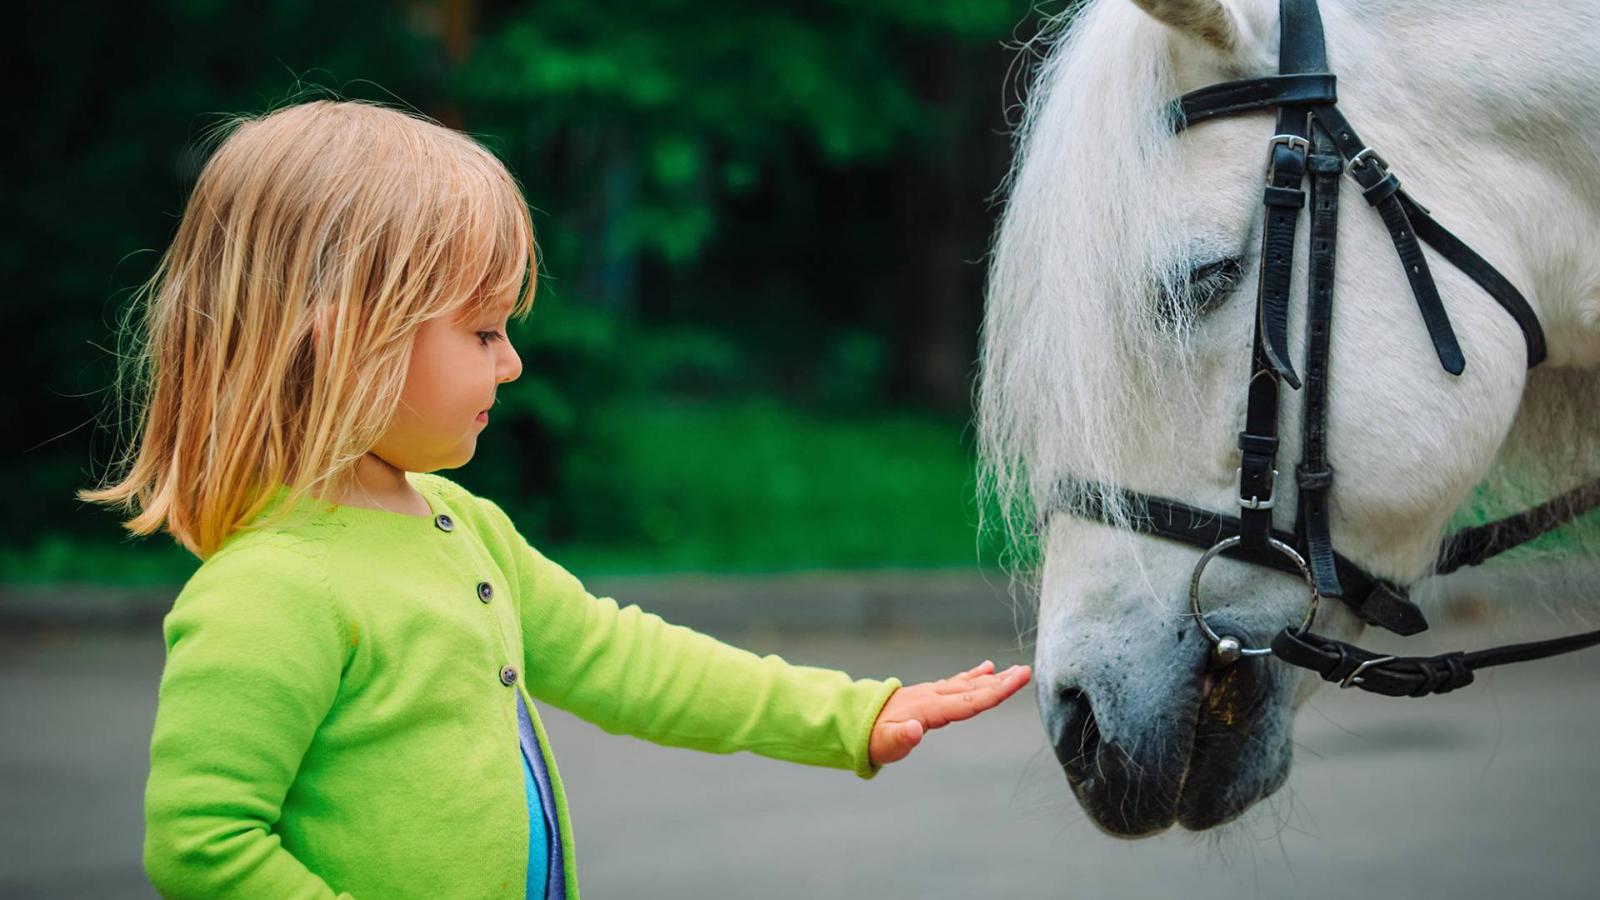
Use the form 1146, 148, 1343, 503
556, 400, 997, 572
8, 0, 1042, 582
3, 399, 999, 584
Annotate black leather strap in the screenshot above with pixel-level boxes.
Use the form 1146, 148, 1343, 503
1172, 0, 1338, 132
1351, 581, 1429, 637
1236, 130, 1303, 551
1256, 133, 1309, 388
1296, 124, 1344, 600
1237, 133, 1299, 551
1311, 104, 1466, 375
1170, 4, 1542, 377
1273, 626, 1600, 698
1064, 488, 1430, 635
1397, 192, 1548, 367
1437, 480, 1600, 574
1280, 0, 1329, 71
1170, 74, 1337, 132
1232, 0, 1331, 553
1052, 476, 1600, 640
1277, 482, 1600, 698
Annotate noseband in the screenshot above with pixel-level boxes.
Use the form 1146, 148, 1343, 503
1051, 0, 1600, 697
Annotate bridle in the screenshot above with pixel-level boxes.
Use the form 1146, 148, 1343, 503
1049, 0, 1600, 697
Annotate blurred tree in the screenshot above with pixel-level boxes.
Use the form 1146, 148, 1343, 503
6, 0, 450, 567
7, 0, 1042, 569
455, 1, 1027, 407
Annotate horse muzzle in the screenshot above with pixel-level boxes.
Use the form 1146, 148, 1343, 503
1040, 620, 1294, 836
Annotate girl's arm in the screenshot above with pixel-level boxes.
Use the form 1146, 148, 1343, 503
143, 548, 350, 900
502, 525, 900, 778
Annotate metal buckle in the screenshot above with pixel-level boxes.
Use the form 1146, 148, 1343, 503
1265, 134, 1311, 182
1267, 133, 1311, 156
1344, 146, 1395, 180
1348, 148, 1427, 214
1339, 655, 1398, 689
1188, 535, 1321, 667
1348, 146, 1387, 173
1236, 466, 1278, 511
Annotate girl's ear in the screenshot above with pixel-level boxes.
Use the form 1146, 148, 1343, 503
1130, 0, 1239, 52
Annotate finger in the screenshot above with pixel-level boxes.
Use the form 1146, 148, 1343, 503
934, 661, 1014, 694
923, 665, 1032, 726
869, 718, 927, 766
931, 661, 997, 695
935, 672, 981, 694
901, 718, 925, 747
971, 665, 1031, 706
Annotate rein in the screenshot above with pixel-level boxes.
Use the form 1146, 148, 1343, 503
1049, 0, 1600, 697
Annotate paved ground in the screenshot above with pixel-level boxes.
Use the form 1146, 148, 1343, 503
4, 615, 1600, 899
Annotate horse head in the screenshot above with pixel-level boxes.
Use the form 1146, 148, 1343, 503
981, 0, 1600, 835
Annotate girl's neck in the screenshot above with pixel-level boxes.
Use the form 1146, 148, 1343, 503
340, 452, 431, 517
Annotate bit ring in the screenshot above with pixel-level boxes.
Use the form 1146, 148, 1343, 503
1189, 536, 1321, 664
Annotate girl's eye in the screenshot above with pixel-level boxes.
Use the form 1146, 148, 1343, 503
476, 330, 505, 346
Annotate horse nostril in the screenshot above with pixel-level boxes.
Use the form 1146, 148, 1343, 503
1050, 687, 1102, 778
1043, 682, 1192, 835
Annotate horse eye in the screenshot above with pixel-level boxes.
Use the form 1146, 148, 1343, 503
1179, 256, 1244, 316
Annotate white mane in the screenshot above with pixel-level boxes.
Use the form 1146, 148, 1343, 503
980, 1, 1200, 542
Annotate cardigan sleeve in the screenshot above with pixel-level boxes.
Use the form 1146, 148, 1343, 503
143, 543, 352, 900
485, 507, 902, 779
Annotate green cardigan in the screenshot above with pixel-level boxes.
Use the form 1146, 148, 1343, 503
144, 473, 902, 898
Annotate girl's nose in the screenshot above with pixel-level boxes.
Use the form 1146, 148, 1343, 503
498, 342, 523, 384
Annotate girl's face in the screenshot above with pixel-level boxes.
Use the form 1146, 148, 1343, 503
371, 300, 522, 473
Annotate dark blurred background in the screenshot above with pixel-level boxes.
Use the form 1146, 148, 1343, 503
5, 0, 1052, 585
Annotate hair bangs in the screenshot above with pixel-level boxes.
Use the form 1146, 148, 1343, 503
437, 147, 538, 326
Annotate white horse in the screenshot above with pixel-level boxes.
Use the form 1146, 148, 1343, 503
980, 0, 1600, 835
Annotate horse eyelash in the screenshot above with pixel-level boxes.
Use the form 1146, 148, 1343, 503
1181, 256, 1245, 316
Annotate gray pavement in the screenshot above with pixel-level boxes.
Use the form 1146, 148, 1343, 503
4, 607, 1600, 898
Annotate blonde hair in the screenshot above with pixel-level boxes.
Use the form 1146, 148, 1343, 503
80, 99, 537, 558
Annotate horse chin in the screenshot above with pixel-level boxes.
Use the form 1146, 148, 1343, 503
1173, 663, 1292, 830
1174, 755, 1291, 832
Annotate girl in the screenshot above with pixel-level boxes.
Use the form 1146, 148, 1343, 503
82, 99, 1031, 899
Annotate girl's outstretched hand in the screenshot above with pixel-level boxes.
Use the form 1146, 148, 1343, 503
868, 660, 1032, 767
